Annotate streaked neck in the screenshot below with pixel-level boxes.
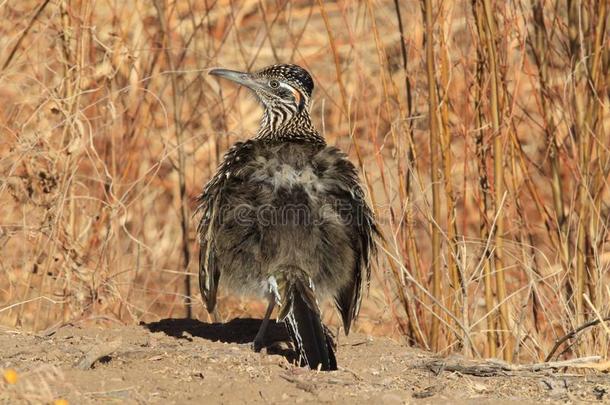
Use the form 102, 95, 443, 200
256, 108, 325, 144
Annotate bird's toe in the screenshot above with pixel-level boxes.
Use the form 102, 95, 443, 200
252, 338, 265, 352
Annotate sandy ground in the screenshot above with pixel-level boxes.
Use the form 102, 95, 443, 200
1, 319, 608, 404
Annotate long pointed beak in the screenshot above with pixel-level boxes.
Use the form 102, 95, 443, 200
209, 68, 262, 91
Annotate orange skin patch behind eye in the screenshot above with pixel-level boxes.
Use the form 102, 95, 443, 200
291, 87, 301, 105
278, 82, 305, 111
278, 82, 302, 105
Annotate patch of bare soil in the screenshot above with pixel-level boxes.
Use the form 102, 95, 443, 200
1, 320, 608, 404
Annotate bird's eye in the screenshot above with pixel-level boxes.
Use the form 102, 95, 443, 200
269, 79, 280, 89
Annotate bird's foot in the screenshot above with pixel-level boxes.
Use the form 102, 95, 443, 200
252, 339, 291, 355
252, 338, 265, 352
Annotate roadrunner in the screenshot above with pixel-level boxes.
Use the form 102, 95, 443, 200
198, 64, 378, 370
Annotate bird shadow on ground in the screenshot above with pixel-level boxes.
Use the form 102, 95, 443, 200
141, 318, 296, 362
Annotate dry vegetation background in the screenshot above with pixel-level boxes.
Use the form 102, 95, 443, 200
0, 0, 608, 364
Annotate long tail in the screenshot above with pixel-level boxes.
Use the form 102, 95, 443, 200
275, 269, 337, 371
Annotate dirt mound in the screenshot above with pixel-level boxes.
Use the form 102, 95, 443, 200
1, 322, 607, 404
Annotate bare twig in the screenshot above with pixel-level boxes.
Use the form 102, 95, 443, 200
154, 0, 193, 319
76, 339, 122, 370
545, 316, 610, 362
1, 0, 51, 70
421, 0, 443, 352
426, 355, 603, 377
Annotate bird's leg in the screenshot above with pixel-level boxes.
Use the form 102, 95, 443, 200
252, 298, 275, 352
210, 308, 220, 323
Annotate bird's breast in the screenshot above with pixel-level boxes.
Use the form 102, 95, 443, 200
250, 157, 327, 199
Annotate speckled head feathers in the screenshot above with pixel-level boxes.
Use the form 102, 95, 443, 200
253, 64, 314, 98
209, 63, 323, 143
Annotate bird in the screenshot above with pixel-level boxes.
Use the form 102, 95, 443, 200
197, 64, 378, 371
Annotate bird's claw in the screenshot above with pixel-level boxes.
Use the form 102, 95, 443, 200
252, 338, 265, 352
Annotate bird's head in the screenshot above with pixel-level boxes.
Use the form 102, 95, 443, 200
209, 64, 322, 142
210, 64, 314, 114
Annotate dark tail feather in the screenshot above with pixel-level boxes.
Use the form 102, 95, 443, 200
323, 324, 337, 369
279, 277, 337, 371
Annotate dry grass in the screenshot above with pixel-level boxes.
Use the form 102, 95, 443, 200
0, 0, 608, 363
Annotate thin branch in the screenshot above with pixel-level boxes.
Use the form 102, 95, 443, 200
545, 316, 610, 362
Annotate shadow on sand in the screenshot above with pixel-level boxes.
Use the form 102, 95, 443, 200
141, 317, 296, 362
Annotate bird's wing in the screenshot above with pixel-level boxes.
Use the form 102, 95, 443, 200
316, 147, 379, 334
196, 140, 256, 312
